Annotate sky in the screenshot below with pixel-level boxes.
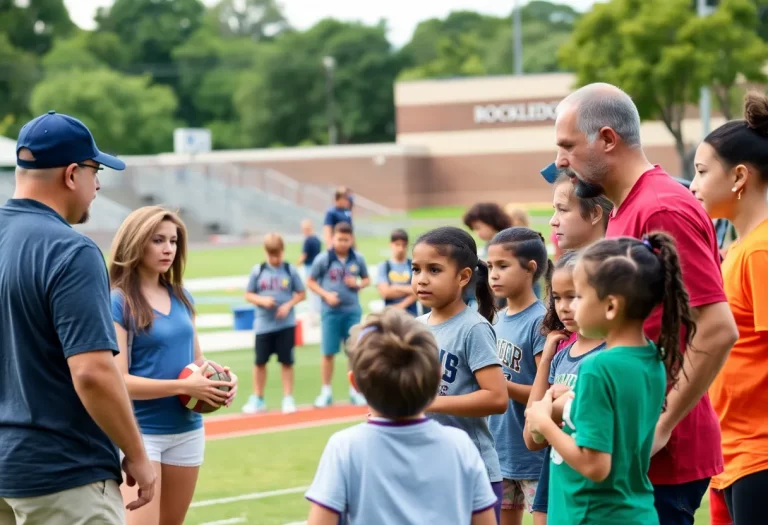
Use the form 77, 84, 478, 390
62, 0, 601, 47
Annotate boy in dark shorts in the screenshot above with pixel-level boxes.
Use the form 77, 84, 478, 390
243, 233, 306, 414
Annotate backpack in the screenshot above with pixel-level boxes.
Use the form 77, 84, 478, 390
254, 261, 292, 286
315, 249, 359, 281
383, 259, 412, 284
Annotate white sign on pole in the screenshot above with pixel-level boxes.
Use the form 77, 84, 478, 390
173, 128, 212, 154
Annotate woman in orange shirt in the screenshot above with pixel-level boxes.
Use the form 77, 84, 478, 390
690, 92, 768, 525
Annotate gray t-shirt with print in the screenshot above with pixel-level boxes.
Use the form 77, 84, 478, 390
246, 262, 305, 335
489, 302, 548, 480
418, 306, 503, 482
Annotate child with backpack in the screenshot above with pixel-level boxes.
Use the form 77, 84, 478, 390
242, 233, 306, 414
377, 229, 417, 316
307, 222, 370, 408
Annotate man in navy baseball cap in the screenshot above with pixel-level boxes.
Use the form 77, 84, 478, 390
13, 110, 125, 225
0, 112, 156, 522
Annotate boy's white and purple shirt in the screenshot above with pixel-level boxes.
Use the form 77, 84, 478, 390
305, 418, 498, 524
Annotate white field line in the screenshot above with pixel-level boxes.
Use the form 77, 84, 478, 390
282, 522, 308, 525
199, 517, 247, 525
206, 414, 364, 441
192, 486, 308, 508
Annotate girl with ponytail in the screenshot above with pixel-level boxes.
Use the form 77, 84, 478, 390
411, 226, 508, 523
691, 91, 768, 525
525, 232, 696, 525
485, 227, 552, 525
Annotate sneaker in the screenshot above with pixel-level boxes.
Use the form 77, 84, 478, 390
314, 391, 333, 408
242, 395, 266, 414
282, 395, 297, 414
349, 392, 368, 407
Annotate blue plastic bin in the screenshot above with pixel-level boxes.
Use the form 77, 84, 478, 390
232, 305, 256, 331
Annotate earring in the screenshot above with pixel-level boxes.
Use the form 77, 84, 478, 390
738, 190, 743, 201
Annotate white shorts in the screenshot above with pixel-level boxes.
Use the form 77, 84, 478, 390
121, 428, 205, 468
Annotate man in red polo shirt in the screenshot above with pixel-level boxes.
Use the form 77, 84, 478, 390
553, 82, 739, 525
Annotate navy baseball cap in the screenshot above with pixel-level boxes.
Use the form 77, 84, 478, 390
16, 111, 125, 171
540, 162, 559, 184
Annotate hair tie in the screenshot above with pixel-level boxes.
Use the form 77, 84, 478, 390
357, 325, 378, 342
642, 238, 660, 255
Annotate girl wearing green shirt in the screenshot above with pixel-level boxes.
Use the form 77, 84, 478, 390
526, 233, 697, 525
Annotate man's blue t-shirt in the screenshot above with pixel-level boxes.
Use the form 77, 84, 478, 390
324, 206, 353, 230
111, 288, 202, 435
0, 199, 121, 498
302, 235, 322, 266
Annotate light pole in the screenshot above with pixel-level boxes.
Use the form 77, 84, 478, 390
697, 0, 716, 137
322, 56, 338, 145
513, 0, 523, 76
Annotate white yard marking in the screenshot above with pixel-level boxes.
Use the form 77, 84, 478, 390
199, 517, 247, 525
191, 486, 308, 508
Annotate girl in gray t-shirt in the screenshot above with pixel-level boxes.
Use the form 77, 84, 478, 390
412, 226, 509, 523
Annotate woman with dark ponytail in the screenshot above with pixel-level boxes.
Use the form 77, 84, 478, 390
691, 91, 768, 525
412, 226, 509, 523
526, 232, 696, 525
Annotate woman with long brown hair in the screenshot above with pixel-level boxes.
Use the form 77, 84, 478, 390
109, 206, 238, 525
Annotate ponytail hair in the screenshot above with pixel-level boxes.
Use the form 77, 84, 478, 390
579, 232, 697, 385
645, 232, 696, 385
540, 250, 579, 335
415, 226, 497, 323
474, 260, 495, 323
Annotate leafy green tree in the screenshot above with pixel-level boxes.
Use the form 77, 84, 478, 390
0, 34, 39, 136
30, 69, 179, 154
173, 27, 264, 138
235, 19, 403, 147
560, 0, 767, 179
486, 1, 581, 74
399, 33, 488, 80
0, 0, 74, 56
95, 0, 205, 70
401, 11, 505, 68
205, 0, 289, 40
683, 0, 768, 120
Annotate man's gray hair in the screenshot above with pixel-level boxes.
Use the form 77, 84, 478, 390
557, 83, 642, 148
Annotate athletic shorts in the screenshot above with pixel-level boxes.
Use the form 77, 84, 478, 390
121, 428, 205, 468
255, 326, 295, 366
321, 309, 361, 357
710, 487, 732, 525
502, 478, 538, 512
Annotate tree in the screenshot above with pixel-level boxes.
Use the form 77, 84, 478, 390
0, 0, 75, 56
683, 0, 768, 120
30, 69, 179, 154
0, 34, 39, 136
172, 27, 264, 135
400, 11, 505, 69
560, 0, 767, 179
205, 0, 289, 40
235, 19, 403, 147
399, 33, 488, 80
485, 1, 581, 74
